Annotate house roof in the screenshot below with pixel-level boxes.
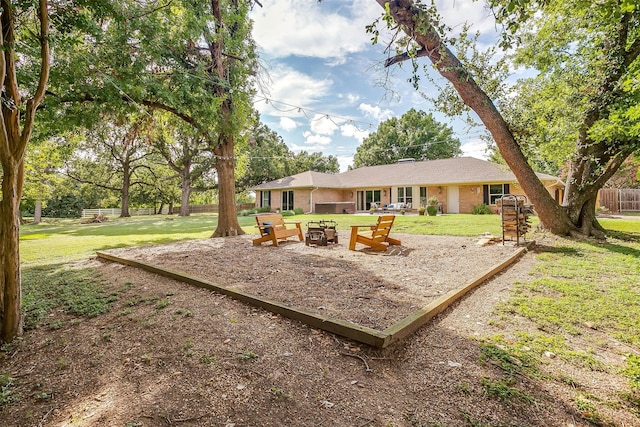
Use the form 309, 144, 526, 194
251, 157, 562, 190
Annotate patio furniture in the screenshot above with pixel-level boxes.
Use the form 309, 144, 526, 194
253, 213, 304, 247
349, 215, 401, 251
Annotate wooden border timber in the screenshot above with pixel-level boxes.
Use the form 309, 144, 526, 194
96, 242, 531, 349
96, 251, 388, 347
381, 243, 532, 347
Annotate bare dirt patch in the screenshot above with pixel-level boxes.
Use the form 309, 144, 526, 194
1, 234, 636, 426
101, 234, 519, 331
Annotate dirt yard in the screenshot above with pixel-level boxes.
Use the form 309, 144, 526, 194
1, 233, 637, 426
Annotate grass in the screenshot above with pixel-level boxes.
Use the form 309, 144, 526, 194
500, 238, 640, 347
19, 215, 224, 266
485, 224, 640, 421
481, 378, 534, 405
0, 373, 17, 406
19, 212, 529, 266
21, 264, 115, 330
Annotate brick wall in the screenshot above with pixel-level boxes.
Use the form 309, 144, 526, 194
458, 185, 483, 213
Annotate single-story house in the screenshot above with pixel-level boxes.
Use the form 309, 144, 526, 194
251, 157, 564, 214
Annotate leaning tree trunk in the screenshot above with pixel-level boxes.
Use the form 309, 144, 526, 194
0, 161, 24, 342
382, 0, 640, 238
378, 0, 579, 236
376, 0, 626, 236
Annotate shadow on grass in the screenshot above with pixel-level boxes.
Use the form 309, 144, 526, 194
21, 263, 114, 330
533, 231, 640, 259
605, 230, 640, 243
66, 216, 222, 238
588, 239, 640, 259
531, 244, 581, 256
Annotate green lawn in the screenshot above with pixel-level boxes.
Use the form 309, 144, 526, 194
19, 213, 528, 266
20, 212, 640, 266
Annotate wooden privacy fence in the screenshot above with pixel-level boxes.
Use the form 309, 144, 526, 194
81, 203, 255, 218
599, 188, 640, 213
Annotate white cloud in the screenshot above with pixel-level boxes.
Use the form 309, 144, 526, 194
436, 0, 496, 36
279, 117, 298, 131
309, 114, 339, 135
338, 92, 361, 104
255, 65, 333, 115
336, 155, 354, 172
340, 123, 369, 143
358, 103, 394, 122
251, 0, 381, 60
461, 138, 489, 159
302, 131, 332, 147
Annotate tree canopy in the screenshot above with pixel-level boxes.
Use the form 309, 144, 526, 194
372, 0, 640, 237
236, 120, 339, 191
352, 108, 461, 168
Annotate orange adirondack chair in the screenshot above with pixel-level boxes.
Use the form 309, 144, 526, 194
348, 215, 401, 251
253, 213, 304, 247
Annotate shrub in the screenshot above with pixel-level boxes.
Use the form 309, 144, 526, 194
281, 210, 294, 217
240, 209, 259, 216
472, 203, 494, 215
293, 208, 304, 215
427, 196, 439, 206
43, 193, 84, 218
256, 206, 271, 213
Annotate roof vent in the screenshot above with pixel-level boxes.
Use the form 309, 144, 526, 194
397, 158, 416, 163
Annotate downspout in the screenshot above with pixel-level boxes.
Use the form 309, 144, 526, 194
307, 187, 318, 214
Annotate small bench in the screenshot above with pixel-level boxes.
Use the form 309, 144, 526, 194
253, 213, 304, 247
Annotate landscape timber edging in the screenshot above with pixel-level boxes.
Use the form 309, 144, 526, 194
96, 241, 532, 348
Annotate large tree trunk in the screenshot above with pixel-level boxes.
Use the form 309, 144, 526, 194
179, 173, 191, 216
209, 0, 244, 238
120, 161, 131, 217
562, 120, 635, 237
212, 136, 244, 237
0, 161, 23, 342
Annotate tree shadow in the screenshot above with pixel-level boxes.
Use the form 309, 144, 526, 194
605, 230, 640, 243
531, 243, 581, 256
533, 232, 640, 259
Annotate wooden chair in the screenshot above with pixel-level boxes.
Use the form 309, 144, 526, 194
349, 215, 401, 251
253, 213, 304, 247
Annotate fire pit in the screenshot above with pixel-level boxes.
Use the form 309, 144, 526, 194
305, 220, 338, 246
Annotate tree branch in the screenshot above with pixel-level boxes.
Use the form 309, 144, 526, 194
63, 170, 120, 192
384, 47, 430, 67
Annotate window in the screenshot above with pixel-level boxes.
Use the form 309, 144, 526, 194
282, 190, 294, 211
397, 187, 413, 206
483, 184, 510, 205
357, 190, 381, 210
419, 187, 427, 207
261, 191, 271, 208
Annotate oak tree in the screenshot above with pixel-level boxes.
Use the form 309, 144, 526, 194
372, 0, 640, 237
352, 108, 461, 168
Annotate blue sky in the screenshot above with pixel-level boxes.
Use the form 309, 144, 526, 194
250, 0, 500, 172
